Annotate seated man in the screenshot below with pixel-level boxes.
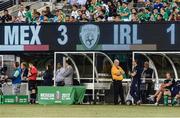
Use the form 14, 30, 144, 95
147, 72, 175, 106
172, 80, 180, 106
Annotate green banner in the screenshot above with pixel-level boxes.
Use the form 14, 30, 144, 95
0, 95, 2, 104
38, 86, 85, 105
1, 95, 28, 104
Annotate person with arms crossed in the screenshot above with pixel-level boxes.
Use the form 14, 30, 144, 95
111, 59, 125, 105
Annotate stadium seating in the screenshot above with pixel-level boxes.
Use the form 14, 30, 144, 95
0, 0, 179, 23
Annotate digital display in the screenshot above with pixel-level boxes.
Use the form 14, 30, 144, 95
0, 22, 179, 51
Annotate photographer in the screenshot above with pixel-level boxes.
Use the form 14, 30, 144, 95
0, 65, 8, 95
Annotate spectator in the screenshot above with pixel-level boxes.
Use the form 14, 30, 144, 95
153, 0, 163, 11
32, 12, 40, 24
43, 64, 53, 86
119, 2, 130, 21
169, 7, 180, 21
131, 8, 138, 21
71, 5, 79, 19
157, 14, 165, 21
107, 1, 116, 18
0, 0, 179, 23
1, 9, 12, 23
53, 9, 59, 22
43, 16, 49, 23
160, 8, 169, 21
32, 9, 37, 20
150, 8, 159, 21
46, 7, 54, 19
17, 4, 26, 22
81, 5, 90, 19
69, 16, 77, 22
25, 6, 32, 23
39, 10, 46, 22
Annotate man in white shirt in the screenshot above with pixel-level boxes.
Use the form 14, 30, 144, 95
71, 5, 79, 19
17, 5, 26, 22
55, 63, 65, 86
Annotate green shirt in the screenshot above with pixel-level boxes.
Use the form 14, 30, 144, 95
152, 14, 158, 21
25, 11, 32, 23
163, 12, 169, 21
95, 1, 103, 7
165, 8, 171, 16
121, 7, 130, 20
137, 12, 146, 21
117, 6, 124, 15
88, 5, 95, 13
144, 13, 151, 21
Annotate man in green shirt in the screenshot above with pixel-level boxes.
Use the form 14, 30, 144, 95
150, 8, 159, 21
25, 6, 32, 23
160, 8, 169, 21
144, 7, 151, 21
119, 2, 130, 21
137, 8, 146, 22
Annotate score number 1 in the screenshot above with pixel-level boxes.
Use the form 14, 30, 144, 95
167, 24, 175, 45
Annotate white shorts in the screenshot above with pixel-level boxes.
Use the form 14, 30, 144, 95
12, 84, 21, 95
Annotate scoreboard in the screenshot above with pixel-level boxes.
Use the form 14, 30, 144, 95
0, 22, 179, 51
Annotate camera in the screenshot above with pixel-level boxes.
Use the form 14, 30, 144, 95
0, 66, 8, 85
0, 66, 7, 75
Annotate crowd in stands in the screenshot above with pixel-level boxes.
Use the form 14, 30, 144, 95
0, 0, 179, 23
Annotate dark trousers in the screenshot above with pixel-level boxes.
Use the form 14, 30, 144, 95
141, 82, 153, 103
130, 78, 140, 103
113, 80, 125, 104
28, 80, 37, 104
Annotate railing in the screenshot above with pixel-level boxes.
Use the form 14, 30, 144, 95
0, 0, 14, 11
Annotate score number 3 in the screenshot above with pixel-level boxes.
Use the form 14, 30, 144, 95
167, 24, 175, 45
57, 25, 68, 45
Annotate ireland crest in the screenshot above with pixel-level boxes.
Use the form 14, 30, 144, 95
79, 24, 100, 49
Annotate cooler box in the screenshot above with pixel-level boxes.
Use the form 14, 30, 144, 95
2, 95, 28, 104
17, 95, 28, 104
2, 95, 16, 104
0, 95, 2, 104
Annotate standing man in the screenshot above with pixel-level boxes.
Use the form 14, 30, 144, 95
28, 63, 38, 104
21, 62, 28, 81
130, 60, 142, 105
111, 59, 125, 105
1, 9, 12, 23
141, 61, 154, 103
11, 62, 22, 95
55, 63, 65, 86
62, 59, 74, 86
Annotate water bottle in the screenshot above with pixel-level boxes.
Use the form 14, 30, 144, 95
56, 91, 60, 100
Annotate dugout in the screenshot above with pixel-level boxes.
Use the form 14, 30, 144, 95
1, 51, 180, 103
0, 22, 180, 104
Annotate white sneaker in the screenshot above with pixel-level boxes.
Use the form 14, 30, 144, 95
137, 100, 141, 105
155, 102, 159, 106
147, 95, 154, 101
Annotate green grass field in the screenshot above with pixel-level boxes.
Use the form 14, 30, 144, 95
0, 104, 180, 117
